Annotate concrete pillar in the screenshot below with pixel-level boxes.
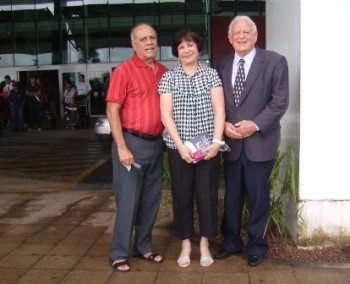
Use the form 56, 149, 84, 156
266, 0, 350, 246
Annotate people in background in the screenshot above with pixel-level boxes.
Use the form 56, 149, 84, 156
63, 81, 77, 105
45, 84, 59, 129
76, 74, 91, 97
25, 75, 42, 131
3, 75, 13, 95
36, 77, 46, 103
8, 82, 25, 132
0, 75, 13, 130
75, 74, 91, 127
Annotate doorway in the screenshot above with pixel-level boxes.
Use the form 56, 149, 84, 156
19, 70, 60, 118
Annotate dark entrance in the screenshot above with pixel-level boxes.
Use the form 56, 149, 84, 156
19, 70, 60, 118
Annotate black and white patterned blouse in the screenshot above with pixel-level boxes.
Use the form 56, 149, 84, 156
158, 64, 222, 150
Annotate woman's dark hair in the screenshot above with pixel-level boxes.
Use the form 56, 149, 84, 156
172, 29, 203, 57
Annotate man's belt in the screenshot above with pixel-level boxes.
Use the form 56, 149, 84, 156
122, 128, 162, 141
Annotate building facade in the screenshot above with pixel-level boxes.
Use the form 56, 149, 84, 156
0, 0, 265, 116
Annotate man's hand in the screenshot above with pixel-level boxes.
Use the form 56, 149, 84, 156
234, 120, 257, 138
117, 146, 134, 166
224, 122, 243, 139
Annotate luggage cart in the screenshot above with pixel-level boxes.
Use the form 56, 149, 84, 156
64, 104, 79, 130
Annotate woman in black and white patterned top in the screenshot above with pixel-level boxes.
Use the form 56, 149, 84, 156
158, 29, 225, 268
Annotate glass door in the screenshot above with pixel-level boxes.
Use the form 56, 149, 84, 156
60, 64, 85, 118
60, 64, 115, 118
88, 70, 110, 116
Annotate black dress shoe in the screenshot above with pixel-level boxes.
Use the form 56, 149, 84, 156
248, 255, 264, 266
214, 249, 236, 260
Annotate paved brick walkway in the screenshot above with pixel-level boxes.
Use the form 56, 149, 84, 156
1, 126, 349, 283
0, 190, 349, 284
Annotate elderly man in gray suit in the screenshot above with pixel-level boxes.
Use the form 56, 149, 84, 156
214, 15, 289, 267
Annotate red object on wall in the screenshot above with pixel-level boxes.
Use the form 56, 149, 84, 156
211, 16, 265, 65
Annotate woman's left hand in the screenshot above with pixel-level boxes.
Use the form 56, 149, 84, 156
203, 143, 221, 160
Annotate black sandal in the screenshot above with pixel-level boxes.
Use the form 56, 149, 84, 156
136, 252, 163, 264
109, 258, 131, 272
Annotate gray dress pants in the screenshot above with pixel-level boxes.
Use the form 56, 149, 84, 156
109, 132, 164, 260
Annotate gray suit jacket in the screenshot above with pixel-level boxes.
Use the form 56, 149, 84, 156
215, 48, 289, 162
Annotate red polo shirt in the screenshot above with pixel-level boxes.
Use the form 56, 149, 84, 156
106, 54, 168, 135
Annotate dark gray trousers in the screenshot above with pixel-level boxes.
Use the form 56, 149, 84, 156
109, 132, 164, 260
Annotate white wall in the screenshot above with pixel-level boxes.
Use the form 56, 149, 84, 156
266, 0, 350, 245
299, 0, 350, 201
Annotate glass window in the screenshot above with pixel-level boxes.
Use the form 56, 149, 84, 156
213, 0, 265, 16
159, 0, 206, 15
62, 18, 84, 64
109, 17, 134, 62
37, 20, 61, 65
0, 0, 215, 67
0, 22, 14, 67
86, 18, 109, 63
185, 0, 206, 14
85, 1, 108, 17
133, 0, 159, 15
186, 14, 209, 59
109, 0, 133, 16
134, 16, 159, 27
158, 15, 185, 61
0, 1, 11, 11
13, 21, 37, 66
0, 3, 12, 24
11, 1, 35, 21
159, 0, 184, 14
60, 1, 84, 19
159, 46, 176, 61
35, 1, 57, 20
158, 15, 185, 43
65, 0, 83, 7
158, 14, 209, 61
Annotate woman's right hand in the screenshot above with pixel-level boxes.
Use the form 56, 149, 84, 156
178, 144, 195, 163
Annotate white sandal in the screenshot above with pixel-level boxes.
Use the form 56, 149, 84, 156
177, 240, 191, 268
177, 255, 191, 267
200, 255, 214, 267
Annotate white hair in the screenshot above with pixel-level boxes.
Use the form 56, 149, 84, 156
228, 15, 257, 35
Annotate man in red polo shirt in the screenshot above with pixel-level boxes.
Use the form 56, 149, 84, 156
106, 23, 168, 272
